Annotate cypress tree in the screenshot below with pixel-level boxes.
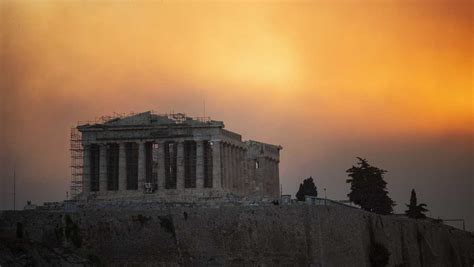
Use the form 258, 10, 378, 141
296, 177, 318, 201
405, 189, 428, 219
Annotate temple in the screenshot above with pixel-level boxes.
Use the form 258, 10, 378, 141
76, 111, 281, 201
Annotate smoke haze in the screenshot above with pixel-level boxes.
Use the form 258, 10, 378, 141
1, 1, 472, 230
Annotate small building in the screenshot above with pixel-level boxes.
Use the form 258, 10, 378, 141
23, 201, 37, 210
77, 111, 282, 201
304, 196, 360, 209
305, 196, 327, 205
281, 194, 292, 205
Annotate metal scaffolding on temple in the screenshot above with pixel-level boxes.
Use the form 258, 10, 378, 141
70, 126, 83, 199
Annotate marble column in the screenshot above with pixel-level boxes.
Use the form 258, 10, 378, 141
176, 141, 185, 190
227, 145, 231, 190
99, 143, 107, 193
237, 148, 243, 194
227, 144, 232, 189
118, 142, 127, 191
243, 149, 249, 195
242, 149, 246, 193
82, 144, 91, 193
230, 145, 236, 190
257, 157, 263, 195
222, 143, 228, 189
234, 147, 239, 192
212, 140, 222, 189
241, 150, 247, 195
275, 160, 280, 197
138, 141, 146, 191
270, 159, 275, 197
196, 141, 204, 189
234, 147, 238, 193
157, 141, 166, 191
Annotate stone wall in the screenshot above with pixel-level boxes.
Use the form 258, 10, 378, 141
1, 205, 473, 266
245, 141, 281, 198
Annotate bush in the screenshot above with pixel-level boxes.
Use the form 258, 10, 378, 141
16, 222, 23, 239
132, 214, 151, 226
370, 242, 390, 267
159, 216, 175, 236
64, 214, 82, 248
295, 177, 318, 201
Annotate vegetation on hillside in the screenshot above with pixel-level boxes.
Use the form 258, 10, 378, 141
346, 157, 394, 215
296, 177, 318, 201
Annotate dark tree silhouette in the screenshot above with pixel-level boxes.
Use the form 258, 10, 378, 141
405, 189, 428, 219
296, 177, 318, 201
346, 157, 394, 214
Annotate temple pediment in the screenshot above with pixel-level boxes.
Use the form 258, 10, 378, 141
79, 111, 224, 130
104, 111, 162, 126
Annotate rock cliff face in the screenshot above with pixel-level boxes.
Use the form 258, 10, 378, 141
0, 205, 473, 266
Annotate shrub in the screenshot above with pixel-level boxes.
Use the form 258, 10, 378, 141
370, 242, 390, 267
64, 214, 82, 248
16, 222, 23, 239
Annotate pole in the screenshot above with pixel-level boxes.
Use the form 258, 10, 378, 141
65, 191, 69, 211
13, 165, 16, 211
442, 219, 466, 231
324, 188, 327, 205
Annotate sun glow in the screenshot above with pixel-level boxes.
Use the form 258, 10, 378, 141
220, 36, 298, 88
1, 1, 472, 135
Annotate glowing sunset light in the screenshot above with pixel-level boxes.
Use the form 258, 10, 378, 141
0, 0, 472, 230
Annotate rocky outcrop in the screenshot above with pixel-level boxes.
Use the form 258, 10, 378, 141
0, 237, 91, 266
0, 204, 472, 266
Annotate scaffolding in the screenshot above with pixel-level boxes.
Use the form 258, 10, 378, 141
70, 126, 83, 199
70, 113, 131, 199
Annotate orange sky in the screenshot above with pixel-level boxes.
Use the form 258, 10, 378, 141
0, 1, 472, 229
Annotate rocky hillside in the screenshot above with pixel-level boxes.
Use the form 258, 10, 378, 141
0, 204, 473, 266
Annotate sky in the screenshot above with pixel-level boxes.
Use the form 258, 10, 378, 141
0, 1, 472, 230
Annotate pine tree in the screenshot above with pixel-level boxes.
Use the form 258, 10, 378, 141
346, 157, 394, 214
296, 177, 318, 201
405, 189, 428, 219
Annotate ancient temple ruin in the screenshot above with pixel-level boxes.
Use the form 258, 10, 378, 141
73, 111, 281, 201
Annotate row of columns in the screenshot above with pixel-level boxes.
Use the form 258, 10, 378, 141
82, 140, 222, 194
221, 142, 246, 194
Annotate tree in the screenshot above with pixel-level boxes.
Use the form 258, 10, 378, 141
346, 157, 394, 215
405, 189, 428, 219
296, 177, 318, 201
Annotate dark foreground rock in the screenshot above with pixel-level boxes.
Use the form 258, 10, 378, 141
0, 204, 473, 266
0, 237, 91, 266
